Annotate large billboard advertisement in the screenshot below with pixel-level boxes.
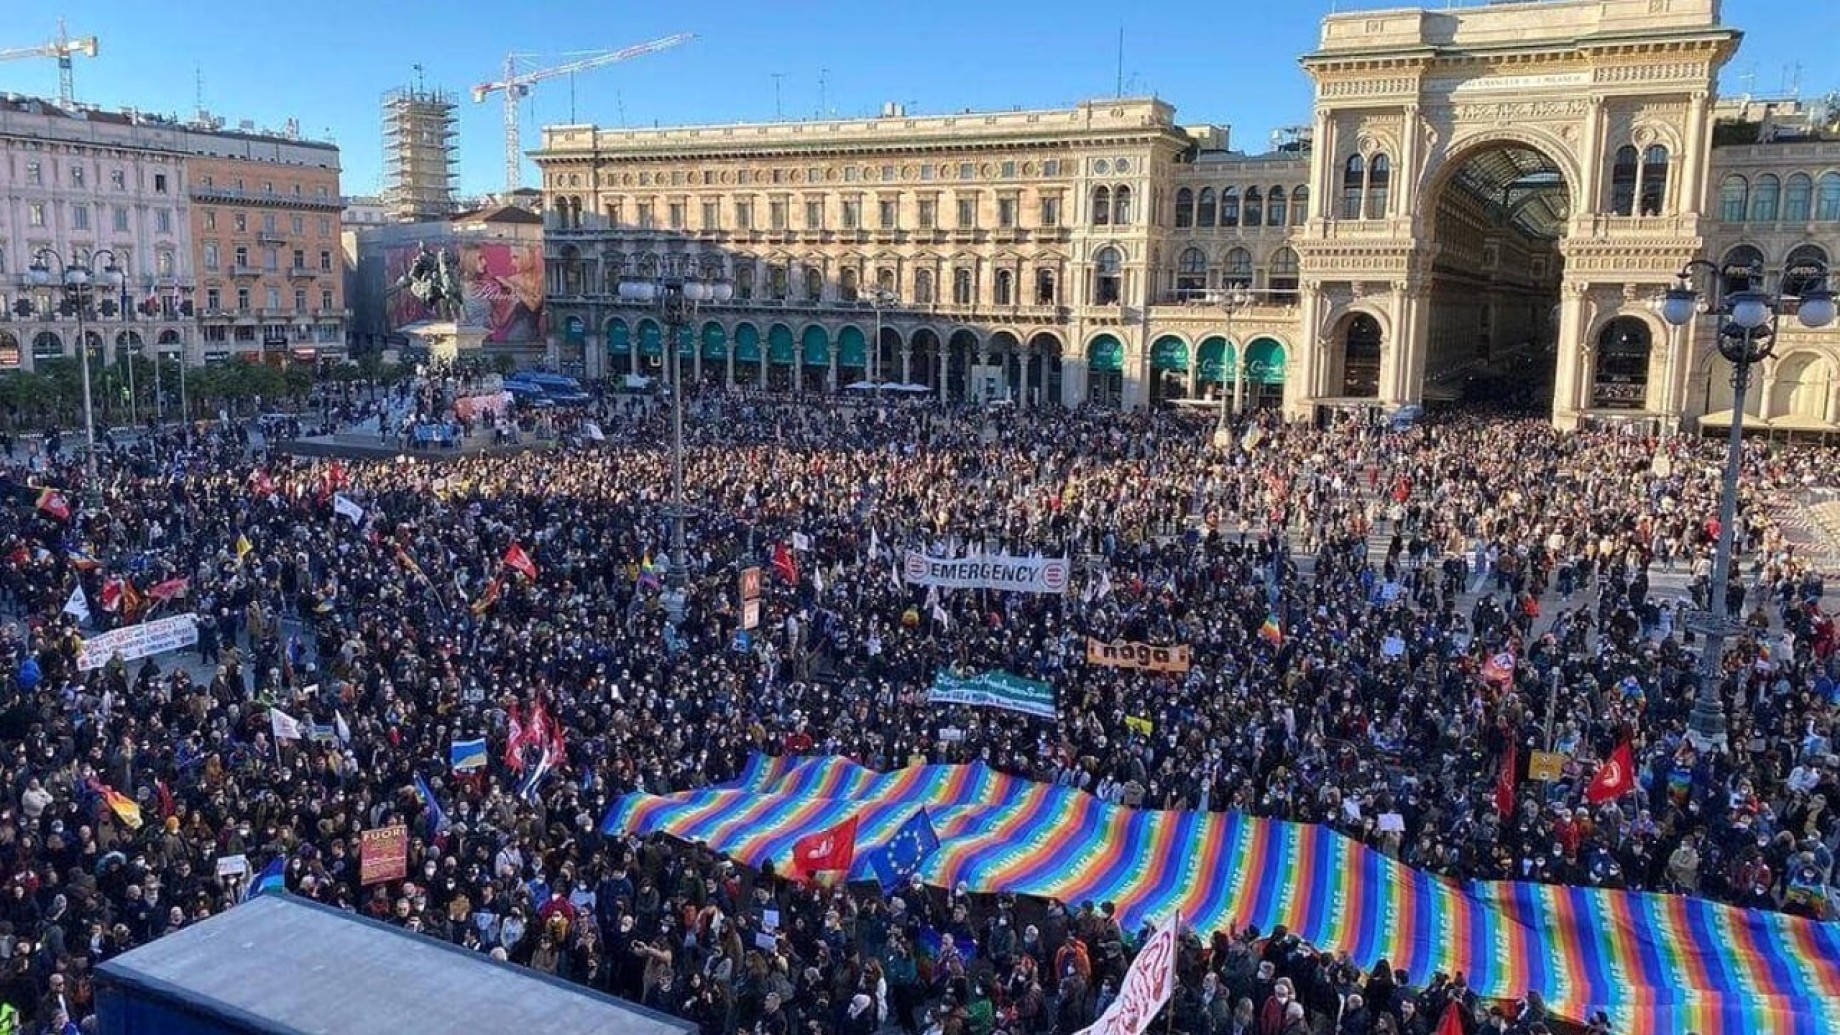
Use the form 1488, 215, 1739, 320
385, 241, 545, 343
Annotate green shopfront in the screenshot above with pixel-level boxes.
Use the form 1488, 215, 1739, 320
1087, 334, 1125, 406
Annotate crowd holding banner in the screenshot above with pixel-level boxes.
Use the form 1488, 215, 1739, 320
0, 379, 1834, 1035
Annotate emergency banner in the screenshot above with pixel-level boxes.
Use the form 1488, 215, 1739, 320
902, 550, 1069, 594
77, 613, 200, 671
1085, 638, 1191, 673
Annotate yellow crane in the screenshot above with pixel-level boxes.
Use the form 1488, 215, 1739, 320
0, 19, 99, 107
473, 33, 694, 193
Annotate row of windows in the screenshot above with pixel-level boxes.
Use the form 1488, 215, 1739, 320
1173, 246, 1300, 293
198, 286, 337, 313
194, 175, 333, 199
199, 324, 343, 345
557, 157, 1071, 191
21, 161, 170, 195
1173, 186, 1308, 229
560, 251, 1067, 308
566, 192, 1068, 234
20, 202, 174, 235
200, 209, 335, 238
0, 244, 173, 279
1341, 155, 1392, 221
1717, 172, 1840, 223
199, 243, 335, 273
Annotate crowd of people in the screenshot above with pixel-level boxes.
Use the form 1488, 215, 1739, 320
0, 382, 1832, 1035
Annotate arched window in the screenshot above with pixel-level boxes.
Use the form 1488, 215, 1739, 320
914, 268, 934, 304
1223, 247, 1253, 290
1112, 185, 1132, 225
1719, 244, 1765, 299
736, 264, 755, 300
1221, 187, 1241, 227
1291, 186, 1309, 225
31, 331, 62, 362
1243, 187, 1263, 228
875, 267, 896, 293
638, 253, 659, 278
1784, 174, 1814, 222
1093, 247, 1122, 305
1266, 186, 1287, 228
1268, 247, 1300, 305
1365, 154, 1390, 219
1640, 145, 1669, 216
804, 266, 824, 301
839, 267, 859, 302
1819, 173, 1840, 221
1176, 247, 1208, 296
1719, 175, 1749, 222
995, 269, 1014, 306
952, 268, 974, 305
1174, 188, 1194, 229
1592, 317, 1652, 410
1610, 145, 1639, 216
1196, 187, 1217, 227
1748, 174, 1782, 223
1341, 155, 1366, 220
1035, 268, 1056, 305
1092, 186, 1111, 226
768, 264, 789, 300
1783, 244, 1830, 299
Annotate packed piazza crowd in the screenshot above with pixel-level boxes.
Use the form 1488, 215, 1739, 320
0, 380, 1832, 1035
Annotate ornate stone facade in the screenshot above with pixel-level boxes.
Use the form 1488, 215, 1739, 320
534, 0, 1839, 431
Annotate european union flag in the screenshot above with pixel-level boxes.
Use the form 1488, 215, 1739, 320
865, 809, 940, 893
412, 772, 450, 839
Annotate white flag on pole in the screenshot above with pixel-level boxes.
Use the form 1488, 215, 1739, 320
1075, 917, 1179, 1035
332, 493, 365, 527
791, 531, 812, 552
62, 585, 90, 623
583, 420, 606, 442
270, 707, 303, 742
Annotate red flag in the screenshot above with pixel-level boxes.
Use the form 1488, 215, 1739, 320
503, 702, 526, 773
771, 542, 799, 585
1434, 1001, 1465, 1035
471, 577, 503, 617
121, 581, 145, 621
1495, 741, 1518, 817
248, 469, 276, 498
35, 488, 70, 522
789, 815, 857, 879
1585, 740, 1638, 804
8, 543, 30, 567
1480, 649, 1515, 688
503, 543, 538, 581
147, 577, 190, 602
99, 579, 123, 613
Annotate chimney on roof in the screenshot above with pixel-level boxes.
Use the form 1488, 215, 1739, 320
880, 102, 905, 118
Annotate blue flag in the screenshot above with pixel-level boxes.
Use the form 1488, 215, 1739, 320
412, 772, 450, 839
245, 857, 286, 902
865, 809, 940, 893
449, 737, 488, 771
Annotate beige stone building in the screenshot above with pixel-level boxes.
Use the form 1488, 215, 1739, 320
535, 0, 1840, 434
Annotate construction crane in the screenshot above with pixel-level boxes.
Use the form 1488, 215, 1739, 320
0, 19, 99, 107
473, 33, 694, 193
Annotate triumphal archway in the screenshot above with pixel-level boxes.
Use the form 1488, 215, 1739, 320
1288, 0, 1738, 427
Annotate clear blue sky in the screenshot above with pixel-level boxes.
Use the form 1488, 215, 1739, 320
1, 0, 1832, 198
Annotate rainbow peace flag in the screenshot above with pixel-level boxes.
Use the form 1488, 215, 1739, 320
604, 754, 1840, 1035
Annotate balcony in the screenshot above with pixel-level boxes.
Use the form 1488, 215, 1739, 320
287, 266, 316, 279
229, 264, 260, 278
314, 308, 350, 319
256, 233, 288, 246
189, 185, 342, 211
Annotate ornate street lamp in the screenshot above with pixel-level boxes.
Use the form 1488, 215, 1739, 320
1213, 287, 1252, 446
26, 248, 124, 513
618, 268, 734, 625
1659, 254, 1834, 752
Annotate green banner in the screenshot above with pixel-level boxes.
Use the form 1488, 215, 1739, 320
928, 669, 1056, 719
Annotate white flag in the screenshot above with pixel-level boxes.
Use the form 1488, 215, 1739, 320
332, 493, 365, 527
1076, 917, 1179, 1035
62, 585, 90, 623
270, 707, 303, 741
334, 710, 351, 746
869, 527, 881, 561
890, 560, 905, 594
791, 531, 812, 552
812, 565, 826, 596
583, 420, 605, 442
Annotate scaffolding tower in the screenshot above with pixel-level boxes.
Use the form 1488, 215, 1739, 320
382, 83, 458, 223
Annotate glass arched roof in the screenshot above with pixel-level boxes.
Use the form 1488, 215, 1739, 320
1445, 146, 1570, 240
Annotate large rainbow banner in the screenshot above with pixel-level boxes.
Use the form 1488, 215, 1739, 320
603, 755, 1840, 1035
